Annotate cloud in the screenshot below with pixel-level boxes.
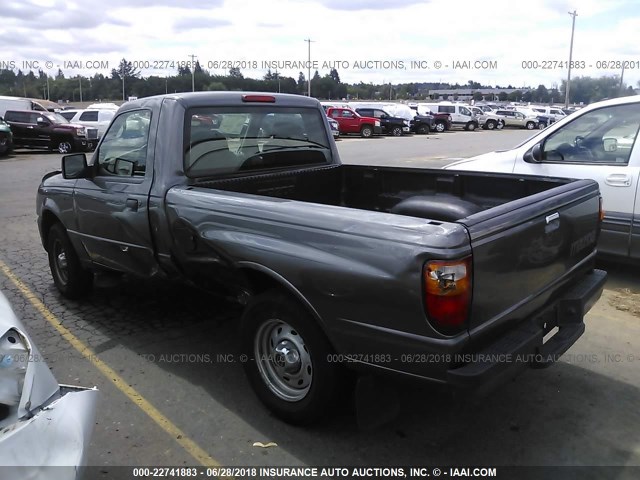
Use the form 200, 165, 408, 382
173, 17, 232, 31
316, 0, 426, 10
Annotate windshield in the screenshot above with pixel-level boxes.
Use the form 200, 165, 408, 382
185, 107, 332, 178
46, 112, 70, 124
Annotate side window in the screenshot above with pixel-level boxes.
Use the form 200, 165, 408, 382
341, 110, 354, 118
30, 113, 44, 124
79, 111, 99, 121
97, 110, 151, 176
330, 110, 340, 119
440, 106, 455, 114
459, 107, 470, 116
542, 104, 640, 164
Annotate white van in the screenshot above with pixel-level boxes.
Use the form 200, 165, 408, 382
418, 102, 479, 130
0, 96, 48, 119
530, 105, 566, 122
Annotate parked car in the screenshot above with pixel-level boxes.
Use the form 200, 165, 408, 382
410, 112, 435, 134
327, 116, 340, 138
37, 92, 606, 425
326, 107, 382, 137
446, 94, 640, 261
355, 107, 410, 136
493, 110, 539, 129
419, 102, 479, 131
469, 106, 504, 130
3, 110, 99, 153
58, 108, 116, 138
0, 117, 13, 156
531, 106, 567, 122
411, 105, 451, 132
0, 95, 48, 119
0, 291, 98, 477
86, 102, 120, 110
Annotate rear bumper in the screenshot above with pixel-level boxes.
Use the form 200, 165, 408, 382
447, 269, 607, 392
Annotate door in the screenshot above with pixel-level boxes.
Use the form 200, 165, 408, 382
338, 109, 359, 133
72, 109, 157, 275
514, 102, 640, 258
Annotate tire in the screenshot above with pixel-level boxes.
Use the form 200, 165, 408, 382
526, 122, 536, 130
496, 120, 504, 130
47, 223, 93, 299
360, 125, 373, 138
55, 138, 74, 154
466, 122, 476, 131
485, 120, 496, 130
391, 126, 403, 137
240, 290, 343, 425
416, 124, 429, 134
434, 121, 446, 133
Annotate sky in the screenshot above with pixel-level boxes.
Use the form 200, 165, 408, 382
2, 0, 640, 89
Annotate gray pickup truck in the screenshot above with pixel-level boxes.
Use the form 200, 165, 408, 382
37, 92, 606, 425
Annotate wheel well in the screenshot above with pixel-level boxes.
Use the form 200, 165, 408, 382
239, 267, 325, 328
40, 210, 61, 250
52, 135, 73, 145
361, 124, 373, 130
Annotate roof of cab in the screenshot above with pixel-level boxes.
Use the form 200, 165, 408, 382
119, 92, 322, 112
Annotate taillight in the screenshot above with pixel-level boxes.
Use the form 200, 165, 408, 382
423, 257, 472, 334
242, 94, 276, 103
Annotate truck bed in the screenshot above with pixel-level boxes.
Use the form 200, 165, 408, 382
193, 164, 575, 223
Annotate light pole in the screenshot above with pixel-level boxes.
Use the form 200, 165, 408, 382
78, 76, 83, 102
304, 38, 314, 96
189, 54, 197, 92
565, 10, 578, 108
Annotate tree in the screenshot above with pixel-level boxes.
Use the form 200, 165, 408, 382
535, 84, 549, 103
297, 72, 306, 94
472, 91, 483, 101
229, 67, 243, 78
111, 58, 139, 80
329, 68, 341, 83
178, 65, 191, 76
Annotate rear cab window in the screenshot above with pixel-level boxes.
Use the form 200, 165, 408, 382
184, 106, 332, 178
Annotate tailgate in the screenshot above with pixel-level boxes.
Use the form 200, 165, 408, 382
461, 178, 601, 334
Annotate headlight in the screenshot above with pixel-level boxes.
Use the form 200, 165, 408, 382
75, 127, 86, 137
403, 120, 409, 126
0, 329, 28, 407
375, 121, 380, 127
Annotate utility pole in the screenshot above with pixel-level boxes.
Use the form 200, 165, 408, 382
79, 76, 83, 102
565, 10, 577, 108
46, 75, 50, 100
619, 62, 626, 94
304, 38, 314, 96
189, 54, 197, 92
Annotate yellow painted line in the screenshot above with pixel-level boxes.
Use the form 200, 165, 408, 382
0, 258, 225, 471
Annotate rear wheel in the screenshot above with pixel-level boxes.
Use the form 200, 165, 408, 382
391, 126, 403, 137
360, 125, 373, 138
466, 122, 476, 131
485, 120, 496, 130
434, 121, 446, 133
526, 121, 536, 130
416, 124, 429, 134
241, 290, 344, 425
47, 223, 93, 298
496, 120, 505, 130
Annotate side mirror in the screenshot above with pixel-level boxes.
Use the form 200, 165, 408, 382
603, 138, 618, 152
114, 158, 135, 177
524, 143, 543, 163
62, 153, 89, 179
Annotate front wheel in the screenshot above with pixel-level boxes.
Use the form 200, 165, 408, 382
47, 223, 93, 298
416, 124, 429, 134
391, 126, 403, 137
360, 125, 373, 138
241, 290, 343, 425
55, 139, 74, 154
485, 120, 496, 130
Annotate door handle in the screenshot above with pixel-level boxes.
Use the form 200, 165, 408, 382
125, 198, 139, 211
605, 174, 632, 187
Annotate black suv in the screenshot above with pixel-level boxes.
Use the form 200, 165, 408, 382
355, 108, 410, 136
3, 110, 98, 153
410, 113, 435, 134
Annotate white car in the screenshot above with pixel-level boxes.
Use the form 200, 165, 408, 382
0, 291, 98, 477
445, 94, 640, 260
59, 109, 116, 138
469, 106, 504, 130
